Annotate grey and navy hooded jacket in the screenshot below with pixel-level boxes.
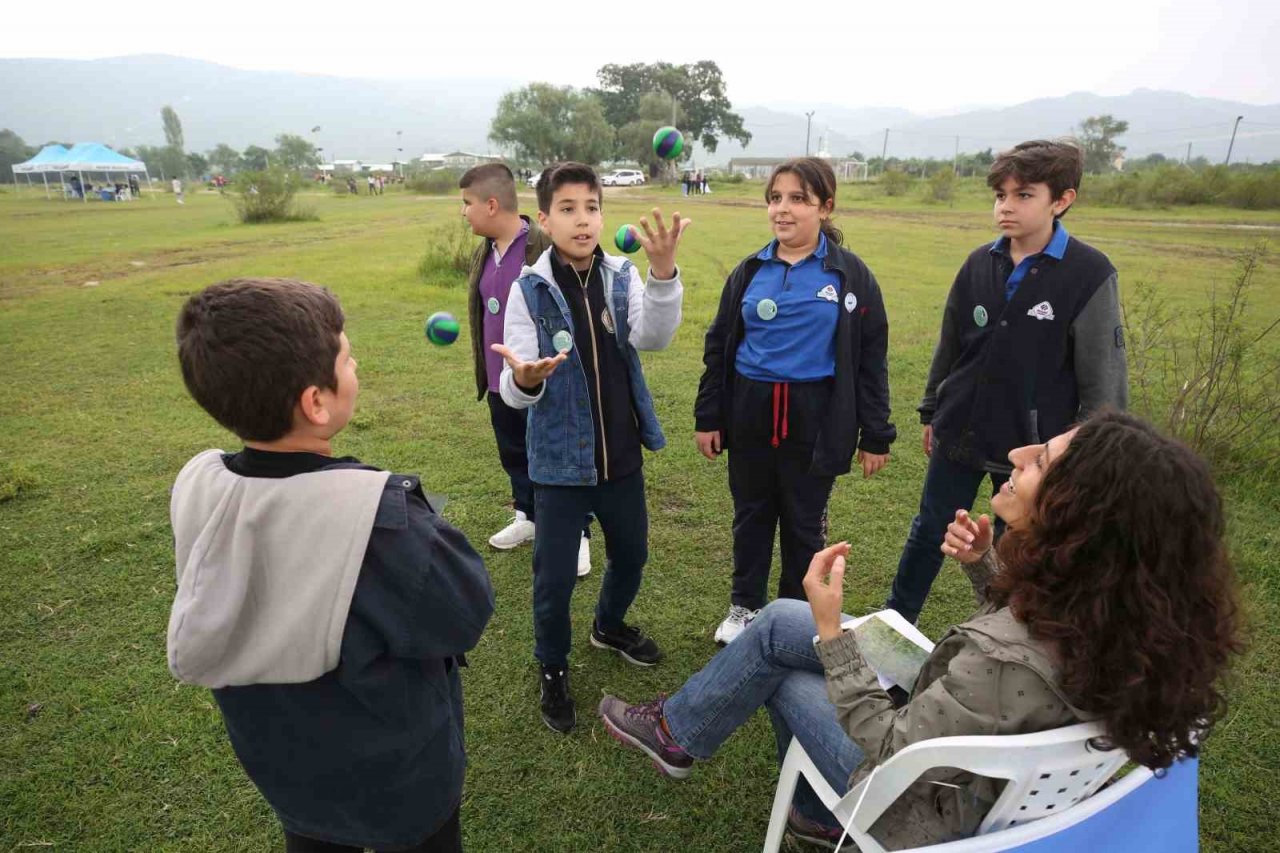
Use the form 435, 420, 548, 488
166, 448, 494, 849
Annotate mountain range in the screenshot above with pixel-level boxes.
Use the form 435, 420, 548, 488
3, 55, 1278, 165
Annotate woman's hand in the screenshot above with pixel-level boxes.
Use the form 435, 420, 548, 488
941, 509, 992, 564
802, 542, 852, 643
695, 430, 722, 460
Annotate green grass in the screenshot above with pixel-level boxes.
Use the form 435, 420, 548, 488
1, 186, 1277, 851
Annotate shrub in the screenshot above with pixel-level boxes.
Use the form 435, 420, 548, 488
227, 169, 315, 223
407, 169, 466, 195
418, 220, 476, 285
926, 168, 958, 202
880, 170, 911, 197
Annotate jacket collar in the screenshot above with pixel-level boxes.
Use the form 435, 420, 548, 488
524, 244, 630, 287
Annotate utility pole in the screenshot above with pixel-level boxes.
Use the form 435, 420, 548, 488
953, 135, 960, 175
1224, 115, 1244, 166
805, 111, 815, 156
1184, 142, 1192, 165
880, 128, 890, 174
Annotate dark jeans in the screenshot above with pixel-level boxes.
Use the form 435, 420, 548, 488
885, 447, 1008, 624
533, 470, 647, 666
283, 807, 461, 853
487, 392, 591, 537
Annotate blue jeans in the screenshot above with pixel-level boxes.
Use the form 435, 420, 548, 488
663, 599, 863, 827
886, 448, 1008, 624
533, 471, 647, 666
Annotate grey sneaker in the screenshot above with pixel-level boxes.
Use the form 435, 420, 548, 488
714, 604, 759, 645
598, 694, 693, 779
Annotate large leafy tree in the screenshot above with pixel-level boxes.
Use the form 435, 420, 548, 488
0, 129, 35, 184
617, 93, 687, 176
207, 143, 244, 175
161, 105, 185, 152
242, 145, 272, 171
489, 84, 614, 165
133, 144, 188, 179
1078, 115, 1129, 173
591, 61, 751, 156
273, 133, 319, 171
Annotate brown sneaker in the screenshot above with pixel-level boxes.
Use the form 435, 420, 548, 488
786, 806, 844, 849
598, 695, 693, 779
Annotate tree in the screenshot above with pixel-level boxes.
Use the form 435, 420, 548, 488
1078, 115, 1129, 174
0, 129, 35, 184
242, 145, 271, 171
591, 61, 751, 155
273, 134, 319, 172
617, 93, 686, 177
208, 143, 244, 175
186, 152, 209, 179
489, 84, 615, 165
134, 144, 188, 179
161, 105, 185, 152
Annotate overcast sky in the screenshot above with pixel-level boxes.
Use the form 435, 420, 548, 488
5, 0, 1278, 110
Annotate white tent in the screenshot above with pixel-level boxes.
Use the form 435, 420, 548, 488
11, 142, 150, 202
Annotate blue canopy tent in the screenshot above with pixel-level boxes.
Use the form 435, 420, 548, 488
11, 142, 150, 202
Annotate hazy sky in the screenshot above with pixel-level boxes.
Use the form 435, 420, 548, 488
6, 0, 1278, 110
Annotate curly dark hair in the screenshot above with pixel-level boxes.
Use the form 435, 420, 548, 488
989, 411, 1244, 769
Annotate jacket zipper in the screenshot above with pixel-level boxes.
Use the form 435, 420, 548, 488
576, 261, 610, 481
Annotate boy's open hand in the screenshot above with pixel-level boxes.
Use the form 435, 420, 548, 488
636, 208, 690, 280
802, 541, 852, 643
941, 509, 992, 564
491, 343, 567, 392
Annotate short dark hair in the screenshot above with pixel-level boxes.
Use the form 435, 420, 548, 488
176, 278, 345, 442
536, 162, 601, 214
765, 157, 843, 245
987, 140, 1084, 218
459, 163, 517, 212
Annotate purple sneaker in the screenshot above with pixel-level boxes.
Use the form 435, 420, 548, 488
598, 695, 694, 779
786, 806, 844, 849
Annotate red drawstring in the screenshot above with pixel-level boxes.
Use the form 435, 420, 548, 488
770, 382, 791, 448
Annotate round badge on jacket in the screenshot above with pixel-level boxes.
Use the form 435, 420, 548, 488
974, 305, 989, 327
757, 298, 778, 321
844, 292, 857, 313
552, 329, 574, 353
487, 297, 500, 315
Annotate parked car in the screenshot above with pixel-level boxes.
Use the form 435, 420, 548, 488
602, 169, 646, 187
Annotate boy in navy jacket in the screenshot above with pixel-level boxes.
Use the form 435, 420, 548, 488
886, 140, 1128, 624
167, 278, 494, 852
491, 163, 689, 734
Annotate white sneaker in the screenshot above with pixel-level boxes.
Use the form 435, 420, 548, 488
489, 511, 535, 550
577, 535, 591, 577
714, 605, 759, 645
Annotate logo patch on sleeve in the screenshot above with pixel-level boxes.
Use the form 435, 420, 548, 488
1027, 301, 1056, 321
816, 284, 839, 303
844, 292, 858, 313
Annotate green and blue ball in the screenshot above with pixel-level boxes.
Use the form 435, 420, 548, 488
614, 224, 641, 254
425, 311, 460, 346
652, 126, 684, 161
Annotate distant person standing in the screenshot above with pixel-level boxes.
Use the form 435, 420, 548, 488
367, 175, 376, 195
347, 176, 358, 195
172, 177, 184, 205
128, 174, 141, 198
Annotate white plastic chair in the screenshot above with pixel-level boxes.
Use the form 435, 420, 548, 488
763, 610, 1129, 853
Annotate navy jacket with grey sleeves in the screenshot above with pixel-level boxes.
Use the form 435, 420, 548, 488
693, 241, 897, 477
918, 234, 1128, 473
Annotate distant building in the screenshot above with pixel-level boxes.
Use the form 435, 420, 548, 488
443, 151, 503, 169
418, 153, 447, 169
728, 154, 869, 181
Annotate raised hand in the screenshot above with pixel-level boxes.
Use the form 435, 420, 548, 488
635, 208, 691, 280
941, 509, 992, 564
490, 343, 567, 392
802, 541, 853, 643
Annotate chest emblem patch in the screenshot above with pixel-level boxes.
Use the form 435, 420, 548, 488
600, 307, 616, 335
1027, 301, 1056, 321
757, 298, 778, 321
816, 284, 839, 303
844, 292, 857, 313
973, 305, 988, 327
551, 329, 574, 353
487, 297, 501, 315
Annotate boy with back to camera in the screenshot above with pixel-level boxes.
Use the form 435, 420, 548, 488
458, 163, 592, 574
885, 139, 1128, 625
167, 278, 494, 852
491, 163, 690, 734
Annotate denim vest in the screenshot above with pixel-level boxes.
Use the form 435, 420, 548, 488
517, 260, 666, 486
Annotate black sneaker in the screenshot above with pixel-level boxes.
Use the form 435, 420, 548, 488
539, 664, 576, 734
598, 694, 694, 779
589, 619, 663, 666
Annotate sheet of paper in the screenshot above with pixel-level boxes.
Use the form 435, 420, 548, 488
847, 614, 931, 693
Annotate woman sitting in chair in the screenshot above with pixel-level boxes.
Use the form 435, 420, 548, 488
599, 411, 1242, 849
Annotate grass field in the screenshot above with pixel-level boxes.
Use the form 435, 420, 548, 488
1, 184, 1277, 852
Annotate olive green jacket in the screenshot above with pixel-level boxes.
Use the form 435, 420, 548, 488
815, 552, 1091, 850
467, 216, 554, 400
